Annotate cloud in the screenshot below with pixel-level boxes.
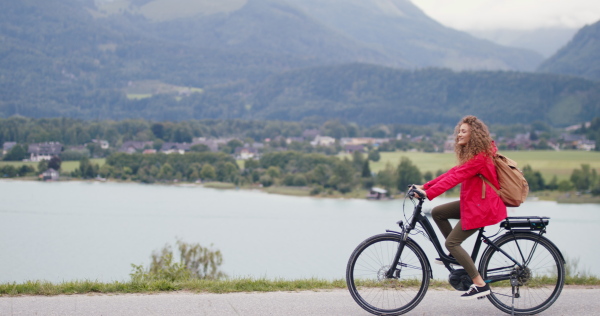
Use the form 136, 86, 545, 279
411, 0, 600, 30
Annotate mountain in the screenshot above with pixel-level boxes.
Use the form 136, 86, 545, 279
468, 27, 578, 58
285, 0, 543, 71
2, 0, 592, 126
235, 64, 600, 126
91, 0, 543, 71
537, 20, 600, 81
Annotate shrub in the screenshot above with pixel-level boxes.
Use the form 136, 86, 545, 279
131, 240, 226, 282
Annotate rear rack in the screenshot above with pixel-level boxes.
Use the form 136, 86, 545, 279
500, 216, 549, 231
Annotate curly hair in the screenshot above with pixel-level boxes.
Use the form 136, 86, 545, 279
454, 115, 494, 165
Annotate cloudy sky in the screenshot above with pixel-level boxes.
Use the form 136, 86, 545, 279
411, 0, 600, 30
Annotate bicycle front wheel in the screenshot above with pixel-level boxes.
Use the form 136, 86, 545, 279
346, 233, 431, 316
480, 232, 565, 315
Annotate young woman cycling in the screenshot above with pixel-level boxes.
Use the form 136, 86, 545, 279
414, 115, 507, 300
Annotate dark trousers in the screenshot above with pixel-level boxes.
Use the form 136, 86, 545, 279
431, 200, 480, 279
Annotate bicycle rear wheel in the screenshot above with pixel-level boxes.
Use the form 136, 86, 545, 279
480, 232, 565, 315
346, 233, 430, 316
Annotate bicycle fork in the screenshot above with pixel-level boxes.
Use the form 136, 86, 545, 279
385, 221, 410, 278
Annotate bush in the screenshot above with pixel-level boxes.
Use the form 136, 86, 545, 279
310, 185, 323, 195
557, 180, 574, 192
259, 175, 273, 187
292, 174, 307, 186
0, 165, 18, 177
130, 240, 226, 282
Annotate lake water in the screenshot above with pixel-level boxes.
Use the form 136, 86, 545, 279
1, 180, 599, 283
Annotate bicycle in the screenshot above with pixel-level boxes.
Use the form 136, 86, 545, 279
346, 186, 565, 315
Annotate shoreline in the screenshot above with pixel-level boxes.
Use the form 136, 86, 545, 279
1, 178, 599, 203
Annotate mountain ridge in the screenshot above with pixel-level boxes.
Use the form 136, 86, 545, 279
537, 20, 600, 81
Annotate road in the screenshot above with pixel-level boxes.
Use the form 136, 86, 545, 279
1, 287, 598, 315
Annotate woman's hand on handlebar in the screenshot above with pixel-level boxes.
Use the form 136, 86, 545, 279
410, 185, 427, 199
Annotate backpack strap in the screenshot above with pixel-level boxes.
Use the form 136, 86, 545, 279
478, 174, 499, 199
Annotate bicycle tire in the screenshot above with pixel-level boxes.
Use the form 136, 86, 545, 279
346, 233, 431, 316
479, 232, 565, 315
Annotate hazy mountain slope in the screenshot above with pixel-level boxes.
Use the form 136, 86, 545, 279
140, 0, 398, 68
285, 0, 543, 70
468, 27, 578, 58
537, 20, 600, 81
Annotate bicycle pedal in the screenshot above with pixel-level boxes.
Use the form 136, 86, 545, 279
477, 295, 489, 300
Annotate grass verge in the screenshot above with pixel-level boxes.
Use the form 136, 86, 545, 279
2, 276, 598, 296
0, 278, 347, 296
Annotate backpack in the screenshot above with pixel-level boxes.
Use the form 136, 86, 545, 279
480, 153, 529, 207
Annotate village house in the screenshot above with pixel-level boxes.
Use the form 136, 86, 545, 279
2, 142, 16, 155
234, 147, 259, 160
40, 168, 59, 181
91, 139, 110, 149
192, 137, 236, 152
340, 137, 390, 148
191, 138, 219, 152
302, 129, 320, 141
27, 142, 63, 162
344, 144, 365, 153
577, 140, 596, 151
310, 135, 336, 147
160, 142, 191, 154
118, 141, 153, 154
286, 137, 304, 144
561, 134, 596, 151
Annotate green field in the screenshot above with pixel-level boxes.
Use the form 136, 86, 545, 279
0, 159, 105, 174
364, 150, 600, 182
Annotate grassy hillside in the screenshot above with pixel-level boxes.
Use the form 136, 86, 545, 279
364, 151, 600, 182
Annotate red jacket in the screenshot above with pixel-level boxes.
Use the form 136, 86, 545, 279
423, 146, 507, 230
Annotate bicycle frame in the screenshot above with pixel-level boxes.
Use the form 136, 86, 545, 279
385, 196, 527, 282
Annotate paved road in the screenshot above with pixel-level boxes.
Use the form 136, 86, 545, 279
1, 287, 598, 315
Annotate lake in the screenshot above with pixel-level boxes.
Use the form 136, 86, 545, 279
1, 180, 599, 283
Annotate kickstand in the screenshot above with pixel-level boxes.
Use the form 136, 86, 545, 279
511, 286, 515, 316
510, 275, 519, 316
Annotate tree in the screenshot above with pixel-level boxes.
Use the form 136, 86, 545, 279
243, 159, 260, 170
48, 156, 61, 170
361, 159, 371, 178
522, 165, 545, 192
200, 164, 216, 180
158, 163, 174, 180
78, 157, 97, 179
570, 164, 595, 192
395, 157, 422, 191
3, 144, 27, 161
352, 151, 365, 169
376, 162, 396, 192
266, 166, 281, 178
151, 123, 165, 140
547, 176, 558, 191
368, 150, 381, 162
310, 164, 331, 186
0, 165, 18, 178
190, 144, 210, 152
37, 160, 49, 173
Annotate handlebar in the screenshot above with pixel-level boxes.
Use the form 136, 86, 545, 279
408, 185, 426, 200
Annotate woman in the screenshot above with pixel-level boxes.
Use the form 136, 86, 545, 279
414, 115, 507, 300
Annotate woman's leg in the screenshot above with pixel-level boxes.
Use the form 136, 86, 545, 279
431, 200, 461, 238
445, 220, 481, 282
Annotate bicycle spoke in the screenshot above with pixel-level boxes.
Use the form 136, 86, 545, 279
347, 234, 430, 315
